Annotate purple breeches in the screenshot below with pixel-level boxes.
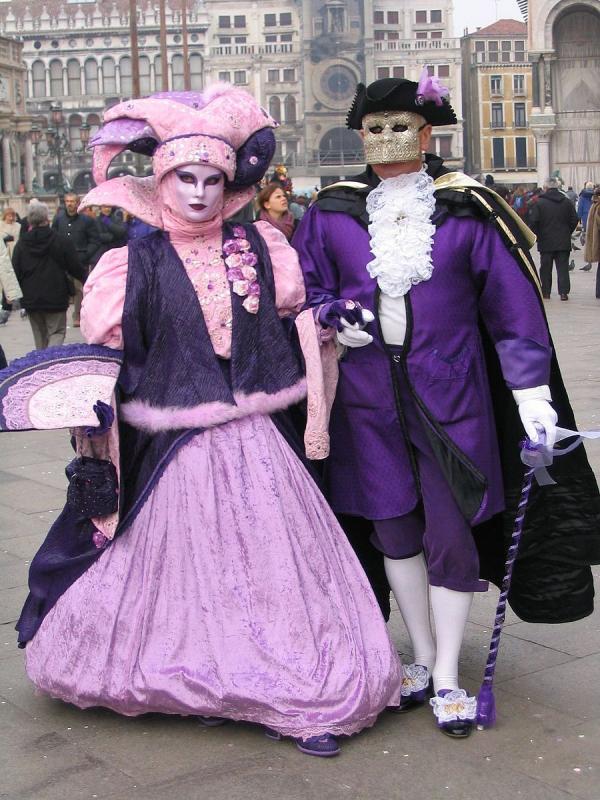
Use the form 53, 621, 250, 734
371, 363, 488, 594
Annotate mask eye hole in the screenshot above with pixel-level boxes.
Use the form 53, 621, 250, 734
205, 174, 223, 186
392, 124, 408, 133
368, 126, 384, 134
176, 171, 196, 185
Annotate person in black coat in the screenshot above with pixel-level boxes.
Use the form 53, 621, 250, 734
13, 203, 86, 349
528, 177, 579, 300
52, 193, 100, 326
83, 206, 128, 268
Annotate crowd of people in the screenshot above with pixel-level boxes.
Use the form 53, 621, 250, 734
485, 176, 600, 300
0, 196, 160, 364
0, 79, 598, 759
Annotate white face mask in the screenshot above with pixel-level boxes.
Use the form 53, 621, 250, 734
362, 111, 426, 165
165, 163, 225, 222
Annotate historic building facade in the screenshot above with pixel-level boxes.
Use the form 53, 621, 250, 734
0, 1, 209, 193
1, 0, 464, 190
461, 19, 536, 186
0, 33, 32, 194
524, 0, 600, 188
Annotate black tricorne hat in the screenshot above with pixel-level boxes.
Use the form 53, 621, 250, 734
346, 77, 457, 129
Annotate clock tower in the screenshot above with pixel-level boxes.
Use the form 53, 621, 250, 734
301, 0, 373, 183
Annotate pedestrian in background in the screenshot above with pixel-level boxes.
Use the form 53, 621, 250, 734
51, 192, 100, 327
528, 177, 579, 301
577, 181, 595, 270
565, 186, 578, 205
256, 183, 296, 241
0, 207, 21, 258
0, 237, 22, 326
583, 189, 600, 297
0, 207, 21, 322
12, 203, 85, 349
123, 211, 159, 241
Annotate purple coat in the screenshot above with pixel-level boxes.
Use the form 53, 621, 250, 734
294, 206, 552, 524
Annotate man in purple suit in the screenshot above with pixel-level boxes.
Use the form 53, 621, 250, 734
293, 73, 600, 738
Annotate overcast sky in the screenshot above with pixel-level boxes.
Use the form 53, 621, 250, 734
452, 0, 524, 36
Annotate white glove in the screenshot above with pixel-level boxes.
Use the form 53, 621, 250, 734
336, 309, 375, 348
514, 386, 558, 448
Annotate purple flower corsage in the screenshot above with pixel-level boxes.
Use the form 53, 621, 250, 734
224, 227, 261, 314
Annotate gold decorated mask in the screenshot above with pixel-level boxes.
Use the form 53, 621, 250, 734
362, 111, 426, 164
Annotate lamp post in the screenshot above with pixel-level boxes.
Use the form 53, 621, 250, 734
29, 105, 91, 197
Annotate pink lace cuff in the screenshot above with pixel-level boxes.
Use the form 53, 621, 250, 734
295, 309, 339, 460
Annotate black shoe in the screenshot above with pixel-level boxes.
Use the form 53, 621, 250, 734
569, 261, 575, 271
560, 294, 569, 301
580, 264, 592, 271
390, 664, 433, 714
542, 293, 550, 299
430, 689, 476, 740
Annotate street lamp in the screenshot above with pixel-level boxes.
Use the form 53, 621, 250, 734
29, 105, 91, 197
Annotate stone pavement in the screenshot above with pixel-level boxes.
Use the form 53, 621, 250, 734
0, 251, 599, 800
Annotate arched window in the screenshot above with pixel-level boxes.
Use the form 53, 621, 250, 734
154, 55, 163, 91
87, 113, 101, 137
120, 56, 132, 96
284, 95, 297, 124
49, 59, 63, 96
102, 57, 116, 94
67, 59, 81, 96
139, 56, 151, 95
269, 96, 281, 121
190, 53, 203, 91
32, 60, 46, 98
84, 59, 99, 95
172, 54, 184, 91
69, 113, 83, 150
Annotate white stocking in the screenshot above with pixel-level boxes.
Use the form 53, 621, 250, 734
430, 585, 473, 693
384, 554, 435, 670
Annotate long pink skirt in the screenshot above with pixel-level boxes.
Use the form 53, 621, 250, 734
25, 414, 401, 739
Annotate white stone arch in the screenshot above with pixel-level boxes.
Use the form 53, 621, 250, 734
540, 0, 600, 51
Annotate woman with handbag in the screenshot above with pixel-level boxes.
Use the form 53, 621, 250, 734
13, 87, 401, 758
12, 203, 85, 349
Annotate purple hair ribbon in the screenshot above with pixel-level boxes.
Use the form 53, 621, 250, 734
415, 66, 450, 107
477, 425, 600, 730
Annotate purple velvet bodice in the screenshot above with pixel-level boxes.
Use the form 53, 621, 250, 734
120, 226, 303, 411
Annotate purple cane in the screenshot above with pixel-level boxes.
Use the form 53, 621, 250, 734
476, 461, 536, 729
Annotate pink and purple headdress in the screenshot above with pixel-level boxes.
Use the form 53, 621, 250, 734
80, 85, 278, 225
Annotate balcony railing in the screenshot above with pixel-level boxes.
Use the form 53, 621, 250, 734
491, 159, 536, 170
490, 121, 505, 129
210, 43, 296, 57
374, 37, 460, 52
472, 51, 528, 65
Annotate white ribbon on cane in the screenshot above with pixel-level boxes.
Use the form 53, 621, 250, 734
521, 427, 600, 485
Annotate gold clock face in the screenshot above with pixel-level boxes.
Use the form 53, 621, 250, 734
320, 65, 356, 101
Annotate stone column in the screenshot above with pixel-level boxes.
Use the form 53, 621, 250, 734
24, 135, 34, 192
543, 58, 553, 111
530, 56, 541, 110
14, 137, 22, 189
2, 134, 13, 193
536, 132, 552, 185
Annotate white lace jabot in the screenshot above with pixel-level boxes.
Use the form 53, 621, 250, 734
366, 168, 437, 298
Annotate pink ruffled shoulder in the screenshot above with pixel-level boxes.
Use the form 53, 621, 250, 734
81, 246, 129, 349
254, 220, 305, 317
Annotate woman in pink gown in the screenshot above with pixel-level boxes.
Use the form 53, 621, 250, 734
21, 86, 401, 757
